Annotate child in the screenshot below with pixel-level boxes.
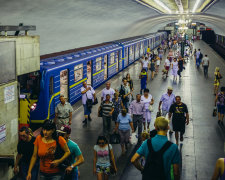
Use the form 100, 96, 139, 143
139, 69, 148, 94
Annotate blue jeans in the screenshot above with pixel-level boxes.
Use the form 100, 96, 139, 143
83, 104, 91, 115
39, 172, 62, 180
20, 161, 39, 180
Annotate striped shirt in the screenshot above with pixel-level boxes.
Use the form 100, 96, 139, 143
101, 101, 114, 117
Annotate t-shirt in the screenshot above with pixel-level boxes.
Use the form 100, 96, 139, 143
67, 140, 82, 171
81, 86, 95, 105
137, 135, 180, 180
142, 60, 149, 68
34, 135, 67, 174
217, 92, 225, 106
160, 93, 176, 112
17, 136, 36, 164
94, 144, 112, 167
202, 57, 209, 66
141, 94, 152, 110
101, 88, 115, 101
55, 102, 73, 118
101, 101, 114, 117
117, 113, 132, 130
165, 59, 171, 67
196, 51, 200, 59
156, 59, 160, 66
169, 103, 188, 121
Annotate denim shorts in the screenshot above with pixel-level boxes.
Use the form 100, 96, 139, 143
217, 104, 225, 115
83, 104, 91, 115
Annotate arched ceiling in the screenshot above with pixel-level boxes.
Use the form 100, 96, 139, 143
0, 0, 225, 55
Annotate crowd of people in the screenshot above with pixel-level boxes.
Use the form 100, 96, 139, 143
14, 36, 225, 180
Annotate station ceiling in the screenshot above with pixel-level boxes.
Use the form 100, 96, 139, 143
0, 0, 224, 54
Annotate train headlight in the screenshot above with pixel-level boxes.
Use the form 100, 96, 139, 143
30, 103, 37, 111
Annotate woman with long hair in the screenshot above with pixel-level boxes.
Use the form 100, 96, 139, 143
93, 136, 117, 180
126, 73, 134, 91
26, 120, 70, 180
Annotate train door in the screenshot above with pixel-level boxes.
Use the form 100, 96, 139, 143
87, 60, 92, 85
104, 54, 108, 80
60, 69, 69, 101
116, 51, 119, 72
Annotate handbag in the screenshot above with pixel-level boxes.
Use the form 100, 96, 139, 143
148, 105, 154, 112
85, 91, 93, 109
108, 144, 117, 175
213, 107, 217, 117
55, 137, 71, 171
92, 97, 98, 105
109, 132, 120, 144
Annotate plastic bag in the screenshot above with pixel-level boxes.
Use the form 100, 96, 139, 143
129, 132, 138, 145
149, 105, 154, 112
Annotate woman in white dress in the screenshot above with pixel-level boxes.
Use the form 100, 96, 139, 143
141, 88, 154, 131
171, 58, 179, 80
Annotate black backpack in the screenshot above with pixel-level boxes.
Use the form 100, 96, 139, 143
142, 139, 172, 180
199, 53, 203, 59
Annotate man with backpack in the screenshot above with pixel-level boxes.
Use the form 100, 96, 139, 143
131, 116, 180, 180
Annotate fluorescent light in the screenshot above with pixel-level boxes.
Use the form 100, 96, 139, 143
154, 0, 172, 13
192, 0, 201, 13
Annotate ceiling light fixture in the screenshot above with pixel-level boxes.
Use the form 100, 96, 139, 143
174, 0, 184, 13
154, 0, 172, 14
192, 0, 201, 13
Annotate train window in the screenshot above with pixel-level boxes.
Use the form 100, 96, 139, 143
110, 52, 115, 64
74, 64, 83, 82
18, 71, 41, 100
96, 57, 102, 72
60, 69, 68, 100
49, 77, 54, 96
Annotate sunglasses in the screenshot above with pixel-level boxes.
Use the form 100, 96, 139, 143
99, 142, 105, 145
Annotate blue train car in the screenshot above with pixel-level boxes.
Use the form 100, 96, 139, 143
18, 32, 167, 125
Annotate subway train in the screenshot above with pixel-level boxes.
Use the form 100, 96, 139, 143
18, 31, 167, 128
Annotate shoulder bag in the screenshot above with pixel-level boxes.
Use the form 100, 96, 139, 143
54, 137, 71, 171
108, 144, 117, 175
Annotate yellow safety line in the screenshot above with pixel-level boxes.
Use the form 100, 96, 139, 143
70, 78, 87, 89
31, 120, 46, 124
93, 69, 104, 76
108, 62, 117, 68
47, 91, 60, 119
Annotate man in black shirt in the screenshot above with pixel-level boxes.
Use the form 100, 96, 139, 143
14, 127, 39, 180
169, 96, 189, 145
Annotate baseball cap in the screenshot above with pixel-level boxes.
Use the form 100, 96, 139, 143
168, 86, 173, 90
57, 125, 71, 134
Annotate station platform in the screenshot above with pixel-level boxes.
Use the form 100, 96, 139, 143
69, 40, 225, 180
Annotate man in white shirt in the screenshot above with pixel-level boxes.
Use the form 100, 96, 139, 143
164, 56, 171, 77
81, 81, 96, 124
141, 57, 149, 72
202, 54, 209, 77
101, 82, 115, 101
